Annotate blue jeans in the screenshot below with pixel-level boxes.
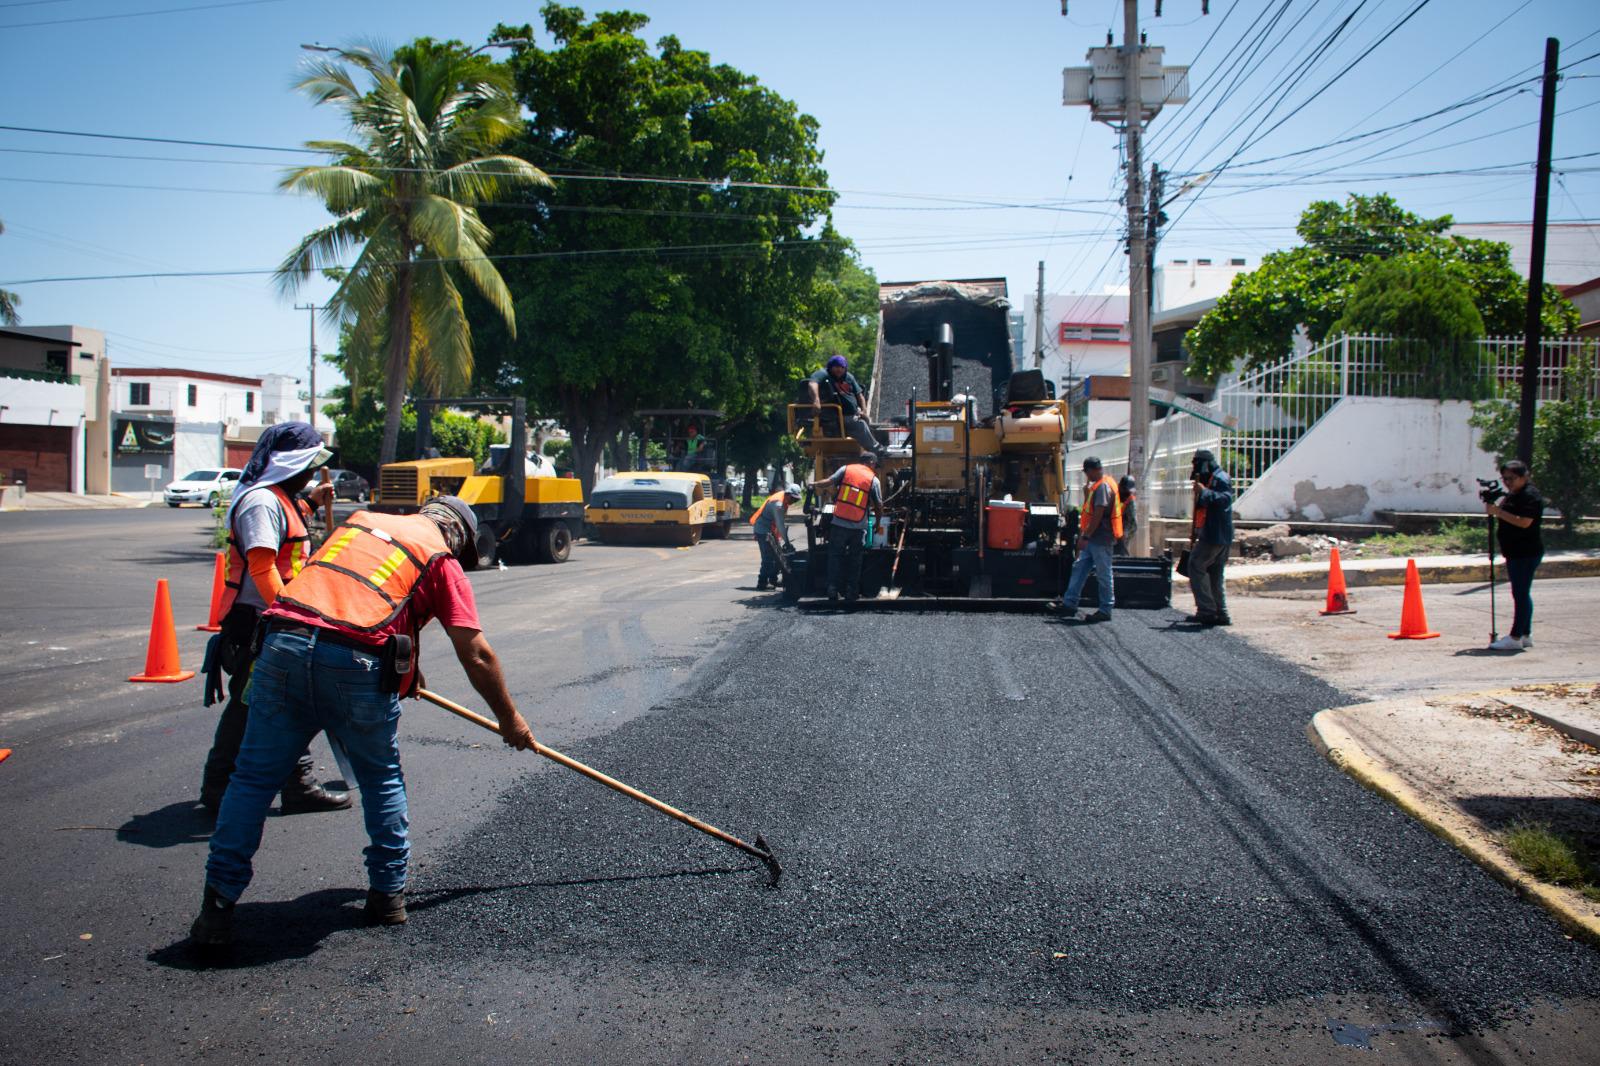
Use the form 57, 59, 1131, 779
206, 630, 408, 901
1504, 553, 1541, 638
1062, 539, 1114, 615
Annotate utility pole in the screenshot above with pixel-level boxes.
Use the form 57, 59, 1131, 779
1146, 163, 1165, 322
1518, 37, 1559, 465
1122, 0, 1151, 556
294, 303, 318, 435
1034, 260, 1046, 369
1063, 2, 1195, 556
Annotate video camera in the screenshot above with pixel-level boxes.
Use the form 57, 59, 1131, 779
1476, 477, 1506, 504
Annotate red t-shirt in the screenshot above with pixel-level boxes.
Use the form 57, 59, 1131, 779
265, 555, 482, 645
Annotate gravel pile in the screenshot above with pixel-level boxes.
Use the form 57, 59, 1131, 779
414, 609, 1600, 1024
875, 297, 1012, 420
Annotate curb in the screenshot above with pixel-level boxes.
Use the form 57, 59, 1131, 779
1307, 708, 1600, 947
1231, 554, 1600, 594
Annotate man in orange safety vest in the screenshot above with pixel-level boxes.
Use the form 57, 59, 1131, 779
1058, 456, 1122, 622
817, 452, 883, 605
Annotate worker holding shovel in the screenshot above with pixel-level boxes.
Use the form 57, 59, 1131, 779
753, 483, 802, 591
191, 496, 536, 948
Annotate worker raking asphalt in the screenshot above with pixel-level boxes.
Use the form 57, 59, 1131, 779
414, 608, 1600, 1026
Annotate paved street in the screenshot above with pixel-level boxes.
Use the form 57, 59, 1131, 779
2, 508, 1598, 1064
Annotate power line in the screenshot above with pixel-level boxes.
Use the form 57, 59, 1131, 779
0, 0, 285, 30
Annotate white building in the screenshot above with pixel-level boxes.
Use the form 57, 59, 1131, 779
1021, 293, 1131, 400
1152, 257, 1250, 314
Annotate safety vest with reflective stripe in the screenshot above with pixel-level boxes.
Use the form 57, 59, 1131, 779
1080, 475, 1124, 540
219, 483, 310, 615
833, 464, 875, 524
274, 511, 452, 635
749, 491, 786, 525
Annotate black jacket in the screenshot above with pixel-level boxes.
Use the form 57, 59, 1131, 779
1497, 485, 1544, 558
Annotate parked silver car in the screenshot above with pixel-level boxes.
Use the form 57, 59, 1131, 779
164, 468, 242, 508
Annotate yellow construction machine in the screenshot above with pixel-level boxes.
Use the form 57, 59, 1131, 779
372, 397, 584, 567
783, 280, 1171, 607
585, 409, 740, 547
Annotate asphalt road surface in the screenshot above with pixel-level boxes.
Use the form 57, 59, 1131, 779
1, 506, 1597, 1064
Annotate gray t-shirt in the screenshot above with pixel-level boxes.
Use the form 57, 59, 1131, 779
230, 486, 290, 610
827, 466, 882, 530
1083, 481, 1116, 546
752, 496, 786, 539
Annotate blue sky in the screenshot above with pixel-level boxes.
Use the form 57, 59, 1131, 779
1, 0, 1596, 385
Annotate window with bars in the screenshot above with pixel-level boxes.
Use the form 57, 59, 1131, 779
129, 382, 150, 405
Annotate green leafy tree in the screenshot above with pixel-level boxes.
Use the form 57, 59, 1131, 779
1327, 253, 1486, 399
275, 39, 551, 466
465, 5, 845, 494
0, 219, 20, 326
1186, 194, 1578, 381
725, 254, 877, 504
1471, 353, 1600, 534
334, 406, 505, 474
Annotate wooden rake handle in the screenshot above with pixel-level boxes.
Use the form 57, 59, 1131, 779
416, 688, 779, 877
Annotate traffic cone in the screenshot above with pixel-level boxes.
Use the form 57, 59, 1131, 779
129, 578, 196, 683
196, 550, 225, 632
1319, 547, 1356, 615
0, 749, 11, 765
1387, 559, 1440, 640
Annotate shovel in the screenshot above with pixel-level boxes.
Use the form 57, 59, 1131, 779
417, 688, 782, 885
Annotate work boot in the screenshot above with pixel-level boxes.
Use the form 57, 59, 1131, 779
1210, 613, 1232, 627
365, 889, 407, 926
280, 781, 353, 815
1183, 612, 1216, 625
1087, 610, 1112, 622
189, 884, 235, 947
827, 589, 840, 604
756, 578, 770, 591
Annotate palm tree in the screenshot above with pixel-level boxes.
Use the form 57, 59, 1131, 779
275, 40, 550, 463
0, 219, 20, 326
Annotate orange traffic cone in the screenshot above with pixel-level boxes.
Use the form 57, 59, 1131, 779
129, 578, 197, 683
1387, 559, 1440, 640
1319, 547, 1356, 615
0, 748, 11, 765
196, 550, 226, 632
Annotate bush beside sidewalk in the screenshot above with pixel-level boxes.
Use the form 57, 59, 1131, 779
1309, 685, 1600, 945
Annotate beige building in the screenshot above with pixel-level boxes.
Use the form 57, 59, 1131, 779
0, 325, 110, 493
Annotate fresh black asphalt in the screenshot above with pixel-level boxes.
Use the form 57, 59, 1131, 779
3, 507, 1598, 1062
415, 608, 1600, 1025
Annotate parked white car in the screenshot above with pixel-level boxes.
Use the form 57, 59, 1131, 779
164, 468, 242, 508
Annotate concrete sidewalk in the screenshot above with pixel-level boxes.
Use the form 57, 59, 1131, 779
1309, 684, 1600, 945
1218, 548, 1600, 593
2, 491, 158, 512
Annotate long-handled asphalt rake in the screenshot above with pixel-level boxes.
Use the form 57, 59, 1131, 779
418, 688, 783, 885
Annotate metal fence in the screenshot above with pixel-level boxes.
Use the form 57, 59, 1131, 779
1076, 334, 1597, 517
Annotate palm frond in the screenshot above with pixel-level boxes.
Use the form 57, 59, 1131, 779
409, 260, 473, 394
433, 155, 551, 204
272, 211, 374, 299
278, 165, 387, 213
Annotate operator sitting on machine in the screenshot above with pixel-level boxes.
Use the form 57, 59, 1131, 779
807, 355, 883, 455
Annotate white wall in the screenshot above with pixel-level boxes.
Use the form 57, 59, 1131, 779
1153, 261, 1248, 313
174, 422, 224, 478
1236, 397, 1487, 522
114, 375, 260, 424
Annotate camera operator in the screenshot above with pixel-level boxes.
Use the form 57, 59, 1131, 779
1484, 459, 1544, 652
